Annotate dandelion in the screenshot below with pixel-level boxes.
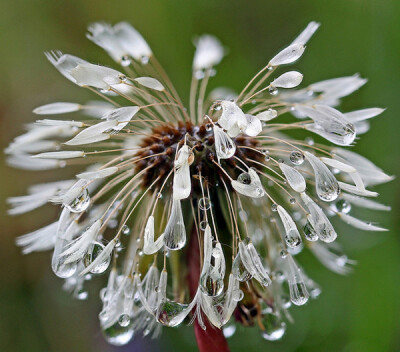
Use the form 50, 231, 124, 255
6, 20, 392, 351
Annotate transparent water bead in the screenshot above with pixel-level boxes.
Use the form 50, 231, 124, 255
289, 150, 305, 165
232, 252, 252, 281
120, 55, 132, 67
303, 222, 318, 241
260, 312, 286, 341
200, 244, 225, 297
118, 314, 131, 327
157, 300, 190, 327
268, 86, 279, 96
289, 282, 309, 306
223, 323, 237, 338
332, 199, 351, 214
122, 224, 130, 235
102, 321, 134, 346
66, 188, 90, 213
237, 172, 251, 184
285, 232, 301, 248
198, 197, 211, 210
83, 242, 111, 274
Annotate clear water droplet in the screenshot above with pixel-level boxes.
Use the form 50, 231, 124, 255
213, 103, 222, 111
66, 188, 90, 213
260, 312, 286, 341
332, 199, 351, 213
232, 289, 244, 301
206, 123, 213, 131
200, 273, 224, 297
199, 197, 211, 211
280, 250, 288, 258
268, 86, 279, 96
120, 55, 131, 67
281, 295, 291, 309
195, 69, 205, 80
274, 270, 285, 282
232, 252, 252, 281
303, 222, 318, 241
83, 242, 111, 274
122, 225, 130, 235
74, 289, 88, 300
157, 300, 189, 327
118, 314, 131, 327
289, 151, 305, 165
271, 204, 278, 212
102, 321, 134, 346
157, 192, 163, 199
199, 221, 208, 231
223, 323, 236, 338
285, 231, 302, 248
141, 55, 150, 64
289, 282, 309, 306
305, 137, 314, 146
289, 197, 296, 204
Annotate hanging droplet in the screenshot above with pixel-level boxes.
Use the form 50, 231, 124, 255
118, 314, 131, 327
305, 137, 314, 146
281, 295, 292, 309
157, 192, 163, 199
289, 198, 296, 204
268, 86, 279, 96
223, 323, 237, 338
199, 221, 208, 231
200, 273, 224, 297
289, 282, 309, 306
102, 321, 134, 346
122, 225, 130, 235
74, 289, 88, 301
118, 74, 127, 82
237, 172, 251, 184
303, 222, 318, 241
195, 69, 205, 80
66, 188, 90, 213
206, 123, 213, 131
213, 103, 222, 111
271, 204, 278, 212
83, 242, 111, 274
285, 230, 301, 248
120, 55, 132, 67
232, 252, 252, 281
157, 300, 189, 327
289, 151, 305, 165
199, 197, 211, 211
280, 250, 288, 258
260, 312, 286, 341
141, 55, 150, 64
332, 199, 351, 213
232, 289, 244, 301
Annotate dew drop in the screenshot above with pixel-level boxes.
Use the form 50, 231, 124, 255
289, 282, 309, 306
271, 203, 278, 212
66, 188, 90, 213
120, 55, 131, 67
74, 289, 88, 300
223, 324, 236, 338
141, 55, 150, 65
118, 314, 131, 327
199, 221, 208, 231
122, 225, 130, 235
102, 321, 134, 346
199, 197, 211, 211
289, 198, 296, 204
332, 199, 351, 214
268, 86, 279, 96
232, 252, 252, 282
305, 137, 314, 146
83, 242, 111, 274
303, 222, 318, 242
157, 300, 189, 327
157, 192, 163, 199
280, 250, 288, 258
205, 123, 213, 131
289, 151, 305, 165
260, 312, 286, 341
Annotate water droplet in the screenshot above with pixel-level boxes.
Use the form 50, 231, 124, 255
232, 289, 244, 301
285, 232, 301, 248
289, 282, 309, 306
199, 221, 208, 231
195, 69, 205, 80
74, 289, 88, 300
267, 66, 274, 71
157, 192, 163, 199
213, 103, 222, 111
303, 222, 318, 241
120, 55, 131, 67
102, 321, 134, 346
141, 55, 150, 65
305, 137, 314, 146
83, 242, 111, 274
136, 249, 144, 257
280, 250, 288, 258
332, 199, 351, 213
206, 123, 213, 131
118, 314, 131, 327
200, 273, 224, 297
260, 312, 286, 341
268, 86, 279, 96
122, 225, 130, 235
289, 198, 296, 204
237, 172, 251, 185
232, 252, 252, 281
289, 151, 305, 165
281, 295, 292, 309
66, 188, 90, 213
239, 209, 248, 222
310, 287, 322, 299
199, 197, 211, 211
119, 74, 127, 82
264, 155, 271, 162
271, 204, 278, 212
157, 299, 189, 327
223, 323, 236, 338
274, 271, 285, 282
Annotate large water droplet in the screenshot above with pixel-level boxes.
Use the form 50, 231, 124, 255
118, 314, 131, 327
200, 273, 224, 297
157, 300, 189, 327
289, 282, 309, 306
237, 172, 251, 184
83, 242, 111, 274
289, 151, 305, 165
232, 253, 252, 281
260, 312, 286, 341
303, 222, 318, 241
66, 188, 90, 213
102, 321, 134, 346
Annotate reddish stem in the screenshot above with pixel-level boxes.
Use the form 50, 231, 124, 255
187, 226, 230, 352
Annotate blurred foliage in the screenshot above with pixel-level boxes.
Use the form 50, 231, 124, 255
0, 0, 399, 351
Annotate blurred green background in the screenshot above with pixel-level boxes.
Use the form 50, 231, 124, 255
0, 0, 399, 351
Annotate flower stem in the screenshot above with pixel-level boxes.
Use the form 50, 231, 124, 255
187, 225, 230, 352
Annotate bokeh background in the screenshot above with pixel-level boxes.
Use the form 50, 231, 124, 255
1, 0, 399, 351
